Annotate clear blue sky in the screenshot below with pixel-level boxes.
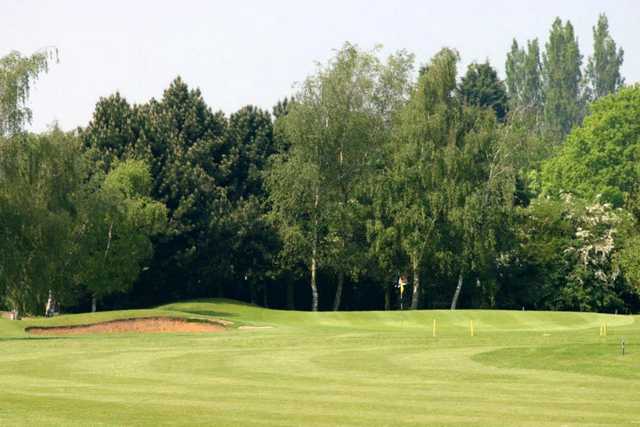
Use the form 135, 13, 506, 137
3, 0, 638, 132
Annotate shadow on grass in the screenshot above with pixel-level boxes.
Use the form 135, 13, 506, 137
172, 309, 238, 318
186, 298, 255, 307
473, 342, 639, 380
0, 336, 78, 342
159, 298, 267, 318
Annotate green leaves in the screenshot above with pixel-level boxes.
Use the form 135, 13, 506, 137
103, 159, 153, 198
458, 62, 508, 121
0, 49, 55, 136
506, 14, 624, 143
506, 38, 543, 118
223, 105, 274, 200
585, 14, 625, 101
267, 43, 414, 309
83, 93, 139, 172
541, 85, 640, 205
83, 77, 234, 301
0, 128, 83, 313
77, 160, 167, 302
542, 18, 583, 139
0, 30, 634, 314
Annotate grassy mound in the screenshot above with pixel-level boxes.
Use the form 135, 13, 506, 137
1, 299, 638, 426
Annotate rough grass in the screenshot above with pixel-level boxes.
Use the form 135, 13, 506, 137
1, 299, 638, 426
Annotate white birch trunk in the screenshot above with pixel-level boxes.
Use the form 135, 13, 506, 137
311, 189, 319, 312
450, 272, 463, 310
310, 253, 318, 312
410, 258, 420, 310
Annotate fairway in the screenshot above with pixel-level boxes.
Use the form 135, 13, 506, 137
1, 300, 639, 426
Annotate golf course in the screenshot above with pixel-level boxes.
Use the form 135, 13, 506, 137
1, 300, 638, 426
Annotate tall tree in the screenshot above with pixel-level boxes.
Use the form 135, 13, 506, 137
83, 78, 232, 304
76, 160, 167, 312
0, 49, 55, 136
82, 93, 140, 172
138, 78, 232, 301
222, 105, 279, 305
267, 44, 412, 311
504, 39, 548, 207
0, 128, 83, 314
585, 13, 624, 101
445, 107, 516, 309
458, 61, 508, 121
365, 50, 415, 310
505, 39, 543, 119
542, 85, 640, 207
384, 49, 516, 310
223, 105, 275, 201
266, 128, 325, 311
384, 48, 460, 309
542, 18, 583, 139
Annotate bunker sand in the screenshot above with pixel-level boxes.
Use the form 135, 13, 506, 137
26, 317, 228, 335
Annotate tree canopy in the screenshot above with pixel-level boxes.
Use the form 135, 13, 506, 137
542, 85, 640, 206
0, 49, 55, 136
2, 13, 638, 315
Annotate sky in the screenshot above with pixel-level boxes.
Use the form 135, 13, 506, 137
3, 0, 639, 132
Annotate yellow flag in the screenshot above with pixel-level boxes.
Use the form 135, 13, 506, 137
398, 276, 407, 298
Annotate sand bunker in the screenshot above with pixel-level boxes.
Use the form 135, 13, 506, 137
26, 317, 227, 335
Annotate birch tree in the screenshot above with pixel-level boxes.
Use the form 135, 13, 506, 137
77, 160, 167, 311
0, 49, 55, 136
446, 108, 516, 309
386, 48, 459, 309
267, 44, 412, 311
0, 129, 82, 315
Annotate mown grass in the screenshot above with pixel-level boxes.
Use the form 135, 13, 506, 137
1, 299, 638, 426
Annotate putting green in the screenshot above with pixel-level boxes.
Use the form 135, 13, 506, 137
1, 300, 638, 426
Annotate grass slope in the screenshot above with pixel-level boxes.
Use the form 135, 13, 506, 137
0, 300, 638, 426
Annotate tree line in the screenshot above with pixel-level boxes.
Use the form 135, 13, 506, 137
2, 14, 639, 315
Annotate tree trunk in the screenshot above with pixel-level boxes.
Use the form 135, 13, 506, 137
310, 254, 318, 312
384, 285, 390, 311
249, 282, 258, 305
332, 271, 344, 311
410, 258, 420, 310
287, 281, 295, 310
310, 189, 319, 312
262, 285, 268, 308
95, 221, 112, 315
450, 272, 463, 310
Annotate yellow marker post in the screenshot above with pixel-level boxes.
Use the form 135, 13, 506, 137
432, 319, 437, 337
599, 323, 603, 337
397, 276, 407, 311
470, 320, 475, 337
